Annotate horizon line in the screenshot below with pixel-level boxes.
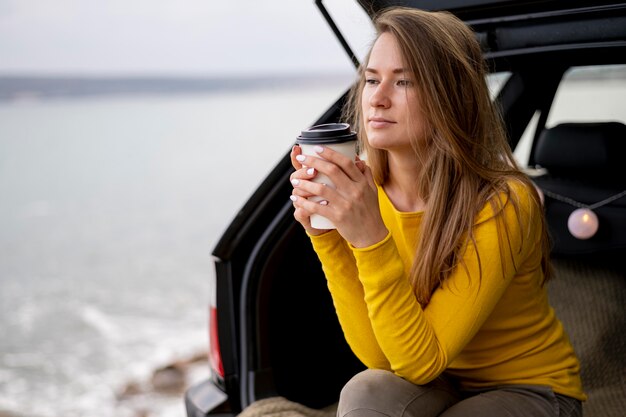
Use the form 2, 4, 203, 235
0, 72, 357, 101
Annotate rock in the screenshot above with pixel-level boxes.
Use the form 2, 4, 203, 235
186, 351, 208, 364
151, 364, 186, 393
118, 381, 144, 399
117, 351, 208, 402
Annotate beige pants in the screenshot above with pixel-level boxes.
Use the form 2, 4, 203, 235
337, 369, 582, 417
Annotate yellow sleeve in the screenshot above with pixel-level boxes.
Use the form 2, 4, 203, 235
309, 230, 391, 370
352, 184, 539, 384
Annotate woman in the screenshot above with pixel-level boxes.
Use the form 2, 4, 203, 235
289, 7, 585, 417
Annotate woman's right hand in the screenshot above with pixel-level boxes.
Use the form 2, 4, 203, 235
289, 145, 328, 235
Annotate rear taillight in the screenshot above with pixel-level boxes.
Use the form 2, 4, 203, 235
209, 306, 225, 378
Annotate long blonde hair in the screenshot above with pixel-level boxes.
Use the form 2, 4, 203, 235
343, 7, 551, 305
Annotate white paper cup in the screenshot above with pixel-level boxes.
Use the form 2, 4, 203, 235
296, 123, 357, 230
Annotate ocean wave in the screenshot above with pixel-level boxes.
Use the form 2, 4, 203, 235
79, 305, 121, 341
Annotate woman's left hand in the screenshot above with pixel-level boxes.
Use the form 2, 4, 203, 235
290, 146, 388, 248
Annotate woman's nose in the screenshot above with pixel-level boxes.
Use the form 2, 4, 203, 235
369, 84, 391, 108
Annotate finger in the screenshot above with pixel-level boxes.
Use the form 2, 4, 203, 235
289, 166, 317, 183
290, 195, 333, 220
291, 195, 321, 228
290, 145, 303, 170
293, 179, 339, 203
291, 186, 316, 199
292, 204, 317, 234
293, 206, 311, 227
292, 206, 330, 235
289, 167, 317, 194
362, 165, 377, 190
312, 146, 362, 181
296, 153, 364, 196
294, 153, 358, 192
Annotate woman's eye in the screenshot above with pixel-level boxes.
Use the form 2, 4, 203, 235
397, 79, 413, 87
365, 78, 379, 85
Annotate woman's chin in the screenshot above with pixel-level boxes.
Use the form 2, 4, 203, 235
366, 135, 407, 151
366, 132, 389, 147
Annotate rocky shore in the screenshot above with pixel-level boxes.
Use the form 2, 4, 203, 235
0, 352, 210, 417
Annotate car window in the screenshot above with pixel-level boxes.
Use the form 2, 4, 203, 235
514, 111, 540, 168
514, 64, 626, 167
546, 64, 626, 127
487, 71, 511, 100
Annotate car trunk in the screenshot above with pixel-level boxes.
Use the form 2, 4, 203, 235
548, 256, 626, 416
253, 221, 364, 409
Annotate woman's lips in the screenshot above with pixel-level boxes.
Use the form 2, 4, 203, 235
368, 117, 396, 128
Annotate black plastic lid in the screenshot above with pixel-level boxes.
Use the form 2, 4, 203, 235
296, 123, 357, 144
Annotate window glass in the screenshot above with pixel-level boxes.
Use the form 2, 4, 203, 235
546, 64, 626, 127
487, 72, 512, 100
514, 111, 540, 168
514, 64, 626, 167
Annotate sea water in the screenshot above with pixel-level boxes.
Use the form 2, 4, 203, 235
0, 82, 351, 417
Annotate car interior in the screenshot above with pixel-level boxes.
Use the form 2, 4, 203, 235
531, 119, 626, 415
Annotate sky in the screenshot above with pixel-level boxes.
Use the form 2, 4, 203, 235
0, 0, 375, 77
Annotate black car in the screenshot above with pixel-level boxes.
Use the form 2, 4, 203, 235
185, 1, 626, 416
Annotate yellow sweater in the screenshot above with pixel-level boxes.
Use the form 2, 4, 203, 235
309, 182, 586, 401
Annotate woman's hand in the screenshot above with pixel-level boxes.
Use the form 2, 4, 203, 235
289, 145, 329, 236
289, 145, 388, 248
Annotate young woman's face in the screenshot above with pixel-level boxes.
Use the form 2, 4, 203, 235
361, 32, 424, 152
